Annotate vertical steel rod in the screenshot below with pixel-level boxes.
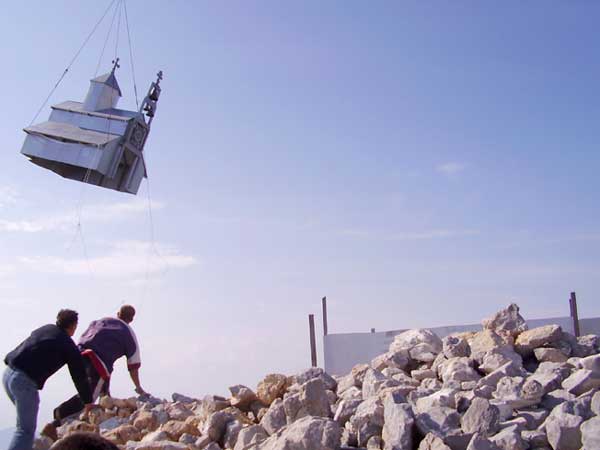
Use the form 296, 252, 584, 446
309, 314, 317, 367
322, 296, 328, 336
569, 292, 581, 337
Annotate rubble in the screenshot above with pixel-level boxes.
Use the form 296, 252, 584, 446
42, 304, 599, 450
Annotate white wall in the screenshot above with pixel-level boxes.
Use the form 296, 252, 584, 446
323, 316, 597, 376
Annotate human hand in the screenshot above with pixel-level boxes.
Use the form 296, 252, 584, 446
83, 403, 98, 413
135, 386, 148, 396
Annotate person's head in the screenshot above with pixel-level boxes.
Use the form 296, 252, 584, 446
56, 309, 78, 336
117, 304, 136, 324
50, 432, 119, 450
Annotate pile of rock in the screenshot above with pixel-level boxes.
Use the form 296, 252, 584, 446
42, 304, 600, 450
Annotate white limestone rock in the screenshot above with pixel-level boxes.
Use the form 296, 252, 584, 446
257, 416, 341, 450
534, 347, 569, 363
514, 325, 563, 356
562, 369, 600, 395
415, 406, 461, 438
390, 329, 443, 355
442, 335, 471, 359
460, 397, 500, 437
417, 433, 452, 450
382, 393, 414, 450
481, 303, 527, 339
581, 416, 600, 450
488, 425, 527, 450
545, 409, 583, 450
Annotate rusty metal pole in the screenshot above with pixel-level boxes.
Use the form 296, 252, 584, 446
569, 292, 581, 337
309, 314, 317, 367
322, 296, 328, 336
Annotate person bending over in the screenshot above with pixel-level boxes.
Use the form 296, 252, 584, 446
3, 309, 93, 450
43, 304, 147, 439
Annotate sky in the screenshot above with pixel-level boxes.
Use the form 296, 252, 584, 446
1, 0, 599, 429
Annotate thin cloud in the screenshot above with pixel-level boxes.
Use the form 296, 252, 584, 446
436, 162, 467, 177
0, 199, 163, 233
341, 228, 479, 241
0, 263, 15, 278
19, 240, 197, 278
0, 186, 18, 207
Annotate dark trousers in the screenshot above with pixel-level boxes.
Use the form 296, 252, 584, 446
53, 358, 108, 423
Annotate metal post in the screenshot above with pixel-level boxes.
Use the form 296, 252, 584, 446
309, 314, 317, 367
569, 292, 581, 337
322, 296, 328, 336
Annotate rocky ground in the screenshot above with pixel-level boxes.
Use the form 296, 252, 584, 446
40, 304, 600, 450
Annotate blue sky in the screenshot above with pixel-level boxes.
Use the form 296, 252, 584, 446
1, 1, 599, 428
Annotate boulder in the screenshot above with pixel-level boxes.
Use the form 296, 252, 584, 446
479, 347, 522, 374
293, 368, 337, 391
562, 369, 600, 395
514, 325, 563, 356
257, 416, 341, 450
233, 425, 268, 450
415, 406, 461, 438
442, 335, 470, 359
363, 369, 392, 399
581, 416, 600, 450
534, 347, 569, 363
514, 408, 548, 430
223, 420, 243, 449
202, 411, 235, 442
545, 410, 583, 450
591, 390, 600, 415
469, 331, 507, 364
297, 378, 331, 418
261, 399, 287, 435
333, 399, 362, 427
132, 411, 159, 432
438, 358, 480, 384
520, 430, 548, 448
390, 329, 443, 355
172, 393, 195, 404
579, 353, 600, 372
481, 304, 527, 339
102, 424, 142, 445
382, 393, 414, 450
198, 395, 230, 419
257, 374, 289, 406
125, 441, 189, 450
488, 425, 526, 450
229, 385, 259, 409
460, 398, 500, 437
349, 397, 384, 447
417, 433, 452, 450
466, 433, 502, 450
160, 420, 197, 441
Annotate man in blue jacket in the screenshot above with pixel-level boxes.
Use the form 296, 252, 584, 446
3, 309, 93, 450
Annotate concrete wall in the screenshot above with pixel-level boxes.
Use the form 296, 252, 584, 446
323, 316, 599, 376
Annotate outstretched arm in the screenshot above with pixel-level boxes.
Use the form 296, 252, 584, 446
128, 366, 147, 395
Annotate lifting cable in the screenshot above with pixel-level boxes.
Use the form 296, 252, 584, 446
29, 0, 118, 126
123, 0, 140, 109
95, 0, 121, 77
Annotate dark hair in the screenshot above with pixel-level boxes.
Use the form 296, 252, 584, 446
118, 304, 136, 323
56, 309, 78, 330
50, 432, 119, 450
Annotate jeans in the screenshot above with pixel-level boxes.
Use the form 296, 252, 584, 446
3, 366, 40, 450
